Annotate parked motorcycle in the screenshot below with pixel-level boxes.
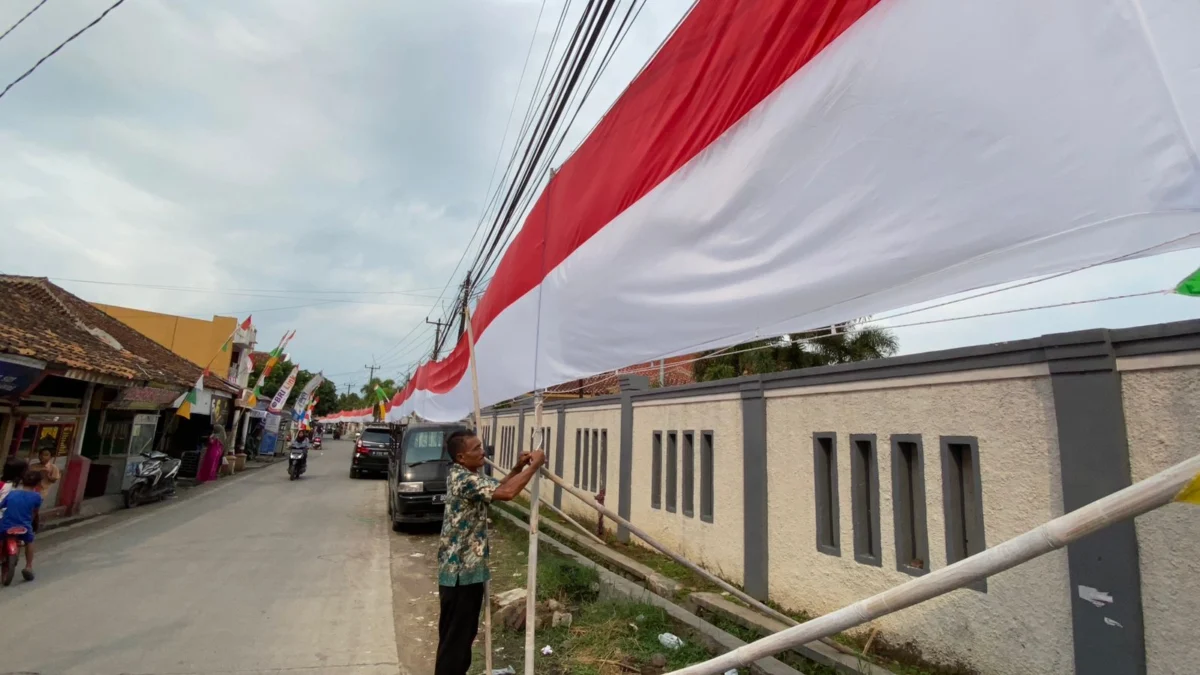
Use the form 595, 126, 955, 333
1, 526, 27, 587
124, 450, 181, 508
288, 443, 308, 480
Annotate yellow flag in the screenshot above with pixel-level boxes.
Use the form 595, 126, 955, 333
1177, 472, 1200, 505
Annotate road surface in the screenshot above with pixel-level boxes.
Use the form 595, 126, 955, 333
0, 439, 440, 675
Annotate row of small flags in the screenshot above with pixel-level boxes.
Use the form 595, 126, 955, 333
178, 316, 255, 419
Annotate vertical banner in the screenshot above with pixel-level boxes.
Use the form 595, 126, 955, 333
268, 366, 300, 414
291, 373, 324, 421
259, 413, 282, 456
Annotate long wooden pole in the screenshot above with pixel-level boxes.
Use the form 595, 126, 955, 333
532, 465, 800, 630
524, 394, 545, 674
462, 306, 492, 675
484, 451, 604, 540
669, 453, 1200, 674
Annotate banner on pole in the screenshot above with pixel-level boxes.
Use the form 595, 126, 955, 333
268, 366, 300, 414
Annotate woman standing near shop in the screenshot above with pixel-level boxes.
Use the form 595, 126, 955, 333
196, 426, 226, 483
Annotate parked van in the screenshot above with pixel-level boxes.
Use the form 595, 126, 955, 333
387, 422, 470, 529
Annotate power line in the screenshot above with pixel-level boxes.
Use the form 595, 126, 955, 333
0, 0, 128, 102
0, 0, 50, 43
431, 0, 553, 315
466, 0, 616, 288
49, 277, 444, 296
456, 0, 576, 295
473, 0, 646, 288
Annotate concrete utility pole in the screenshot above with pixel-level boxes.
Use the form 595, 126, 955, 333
426, 317, 450, 360
457, 273, 473, 340
364, 363, 378, 388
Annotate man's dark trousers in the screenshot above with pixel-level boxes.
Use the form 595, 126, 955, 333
435, 582, 486, 675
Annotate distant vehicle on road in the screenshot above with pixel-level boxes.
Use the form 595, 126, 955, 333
350, 424, 393, 479
387, 422, 471, 530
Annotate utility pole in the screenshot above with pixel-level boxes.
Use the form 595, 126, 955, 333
457, 273, 473, 340
426, 317, 450, 360
364, 362, 378, 389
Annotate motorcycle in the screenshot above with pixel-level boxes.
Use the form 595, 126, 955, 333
124, 450, 181, 508
312, 436, 322, 450
288, 443, 308, 480
1, 526, 28, 587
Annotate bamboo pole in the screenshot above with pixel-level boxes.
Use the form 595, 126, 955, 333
533, 465, 801, 630
669, 453, 1200, 675
484, 457, 605, 545
524, 394, 545, 675
462, 306, 492, 675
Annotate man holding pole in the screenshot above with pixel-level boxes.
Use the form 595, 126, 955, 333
435, 429, 545, 675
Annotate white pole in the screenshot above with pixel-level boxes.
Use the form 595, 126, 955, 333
669, 453, 1200, 675
463, 306, 492, 675
524, 394, 545, 674
484, 456, 605, 545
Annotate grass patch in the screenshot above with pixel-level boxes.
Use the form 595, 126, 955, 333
477, 512, 748, 674
500, 501, 956, 675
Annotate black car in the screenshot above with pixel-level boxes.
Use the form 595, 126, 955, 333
387, 422, 470, 529
350, 425, 394, 478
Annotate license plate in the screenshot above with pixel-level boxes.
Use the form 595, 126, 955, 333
372, 450, 387, 456
432, 494, 446, 504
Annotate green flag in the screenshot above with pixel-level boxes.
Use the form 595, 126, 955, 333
1175, 267, 1200, 297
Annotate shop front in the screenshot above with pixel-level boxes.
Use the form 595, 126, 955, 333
0, 353, 48, 466
82, 386, 179, 498
5, 374, 92, 509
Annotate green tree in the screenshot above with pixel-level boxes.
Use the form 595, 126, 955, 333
312, 379, 337, 417
693, 320, 898, 382
361, 377, 397, 400
336, 391, 365, 411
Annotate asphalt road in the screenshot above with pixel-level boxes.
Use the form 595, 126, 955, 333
0, 439, 439, 675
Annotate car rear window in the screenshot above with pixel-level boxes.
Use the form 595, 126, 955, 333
361, 430, 392, 445
404, 429, 449, 464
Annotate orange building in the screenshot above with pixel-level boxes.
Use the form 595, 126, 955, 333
91, 304, 240, 376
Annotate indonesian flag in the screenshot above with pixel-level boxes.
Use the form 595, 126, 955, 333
392, 0, 1200, 422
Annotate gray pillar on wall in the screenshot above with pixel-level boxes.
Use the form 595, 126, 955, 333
517, 407, 526, 457
554, 406, 566, 509
488, 411, 499, 478
617, 374, 650, 544
1046, 330, 1145, 675
740, 377, 769, 601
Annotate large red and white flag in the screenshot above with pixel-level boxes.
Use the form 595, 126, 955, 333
393, 0, 1200, 422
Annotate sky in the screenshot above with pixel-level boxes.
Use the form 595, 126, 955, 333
2, 0, 1199, 395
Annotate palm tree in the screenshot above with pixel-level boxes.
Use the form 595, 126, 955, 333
693, 320, 898, 381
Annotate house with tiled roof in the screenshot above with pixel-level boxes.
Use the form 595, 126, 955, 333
0, 275, 242, 512
546, 355, 697, 399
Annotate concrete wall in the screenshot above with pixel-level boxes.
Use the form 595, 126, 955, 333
483, 320, 1200, 675
561, 405, 620, 531
630, 397, 746, 584
93, 303, 238, 373
1120, 354, 1200, 675
765, 368, 1072, 675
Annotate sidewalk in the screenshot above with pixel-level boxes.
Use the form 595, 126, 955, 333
41, 460, 272, 533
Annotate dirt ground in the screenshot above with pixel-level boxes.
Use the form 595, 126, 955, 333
385, 481, 443, 674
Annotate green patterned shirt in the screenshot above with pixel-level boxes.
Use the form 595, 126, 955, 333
437, 463, 499, 586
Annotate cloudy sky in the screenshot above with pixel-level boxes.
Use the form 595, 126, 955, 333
2, 0, 1199, 393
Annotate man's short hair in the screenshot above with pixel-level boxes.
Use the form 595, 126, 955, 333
22, 470, 41, 488
446, 430, 477, 462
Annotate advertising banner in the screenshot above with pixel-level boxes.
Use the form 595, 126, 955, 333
267, 366, 299, 414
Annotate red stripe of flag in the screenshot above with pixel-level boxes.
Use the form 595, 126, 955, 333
410, 0, 883, 397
